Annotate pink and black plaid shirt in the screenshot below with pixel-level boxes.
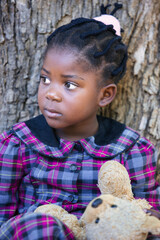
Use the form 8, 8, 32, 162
0, 115, 159, 238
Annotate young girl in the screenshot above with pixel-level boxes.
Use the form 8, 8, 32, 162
0, 16, 159, 240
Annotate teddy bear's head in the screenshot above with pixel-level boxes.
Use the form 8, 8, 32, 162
80, 194, 160, 240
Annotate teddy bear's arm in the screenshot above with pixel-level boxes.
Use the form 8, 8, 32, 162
142, 215, 160, 236
35, 204, 85, 240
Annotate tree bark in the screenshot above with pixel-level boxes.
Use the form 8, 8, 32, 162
0, 0, 160, 175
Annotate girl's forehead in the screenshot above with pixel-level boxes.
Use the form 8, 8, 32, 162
45, 47, 78, 62
42, 48, 101, 85
44, 48, 94, 73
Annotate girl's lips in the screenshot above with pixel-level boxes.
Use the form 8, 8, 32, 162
44, 109, 62, 118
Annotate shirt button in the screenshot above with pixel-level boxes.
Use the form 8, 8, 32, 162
68, 195, 74, 202
70, 164, 78, 172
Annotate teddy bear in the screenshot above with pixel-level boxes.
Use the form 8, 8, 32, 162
79, 194, 160, 240
35, 160, 160, 240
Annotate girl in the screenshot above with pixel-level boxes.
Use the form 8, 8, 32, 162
0, 16, 159, 240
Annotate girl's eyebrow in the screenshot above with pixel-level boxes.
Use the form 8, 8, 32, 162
41, 67, 50, 75
41, 68, 84, 80
61, 74, 84, 80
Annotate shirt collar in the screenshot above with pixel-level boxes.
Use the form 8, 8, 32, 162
12, 114, 140, 159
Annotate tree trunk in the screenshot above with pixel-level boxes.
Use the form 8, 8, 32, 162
0, 0, 160, 169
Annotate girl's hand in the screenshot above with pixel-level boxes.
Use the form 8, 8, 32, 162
144, 208, 160, 219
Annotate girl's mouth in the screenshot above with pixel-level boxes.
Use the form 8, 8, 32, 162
44, 108, 62, 118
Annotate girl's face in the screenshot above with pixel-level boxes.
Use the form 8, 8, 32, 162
38, 48, 106, 139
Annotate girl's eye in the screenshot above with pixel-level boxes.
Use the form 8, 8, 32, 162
65, 82, 77, 90
40, 76, 50, 85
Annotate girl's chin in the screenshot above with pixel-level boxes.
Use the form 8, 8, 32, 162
44, 117, 66, 129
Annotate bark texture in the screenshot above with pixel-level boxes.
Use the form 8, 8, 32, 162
0, 0, 160, 172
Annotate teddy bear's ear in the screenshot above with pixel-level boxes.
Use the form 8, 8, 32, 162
142, 215, 160, 236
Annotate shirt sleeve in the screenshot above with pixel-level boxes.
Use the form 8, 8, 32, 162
124, 137, 160, 211
0, 130, 23, 226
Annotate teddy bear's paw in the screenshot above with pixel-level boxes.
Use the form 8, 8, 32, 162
142, 215, 160, 236
34, 203, 68, 218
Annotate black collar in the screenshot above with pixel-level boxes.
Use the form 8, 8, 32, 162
25, 114, 126, 147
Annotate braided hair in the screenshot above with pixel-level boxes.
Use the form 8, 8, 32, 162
45, 17, 127, 85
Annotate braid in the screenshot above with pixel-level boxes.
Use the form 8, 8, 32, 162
80, 24, 116, 39
45, 17, 127, 85
47, 18, 99, 44
94, 36, 122, 58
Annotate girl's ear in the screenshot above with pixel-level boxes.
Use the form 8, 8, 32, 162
98, 84, 117, 107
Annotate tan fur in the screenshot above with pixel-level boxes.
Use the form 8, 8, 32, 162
80, 194, 160, 240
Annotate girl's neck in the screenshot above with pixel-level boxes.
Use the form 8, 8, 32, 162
56, 117, 99, 142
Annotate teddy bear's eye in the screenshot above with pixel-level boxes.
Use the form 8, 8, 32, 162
95, 217, 100, 224
92, 198, 103, 208
111, 204, 117, 208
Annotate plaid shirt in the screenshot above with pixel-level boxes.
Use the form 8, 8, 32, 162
0, 115, 159, 230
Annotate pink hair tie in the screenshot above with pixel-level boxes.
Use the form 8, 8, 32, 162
94, 14, 121, 36
94, 3, 123, 36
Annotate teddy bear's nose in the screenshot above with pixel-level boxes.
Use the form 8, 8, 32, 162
92, 198, 103, 208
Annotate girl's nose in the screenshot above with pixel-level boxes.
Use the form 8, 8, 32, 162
46, 89, 62, 102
